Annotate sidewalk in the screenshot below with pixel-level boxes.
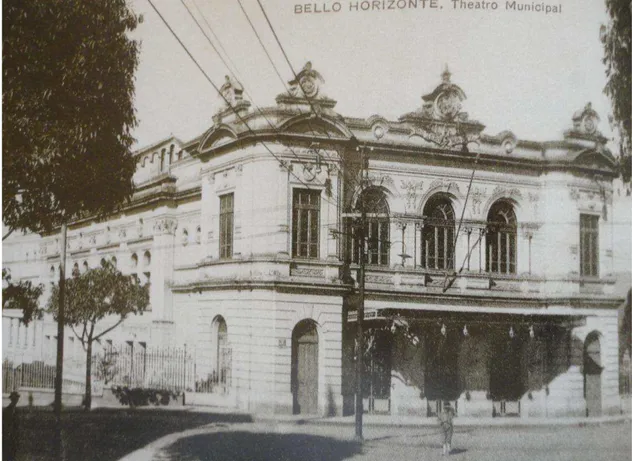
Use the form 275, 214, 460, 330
183, 403, 632, 428
116, 408, 631, 461
250, 410, 631, 428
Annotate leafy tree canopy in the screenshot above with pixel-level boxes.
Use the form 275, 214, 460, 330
2, 268, 44, 325
47, 261, 148, 409
3, 0, 141, 235
47, 262, 149, 341
601, 0, 631, 182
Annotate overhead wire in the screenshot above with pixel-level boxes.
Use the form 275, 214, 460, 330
146, 0, 342, 211
179, 0, 345, 204
242, 0, 365, 194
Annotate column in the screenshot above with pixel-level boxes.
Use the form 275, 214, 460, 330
150, 216, 177, 346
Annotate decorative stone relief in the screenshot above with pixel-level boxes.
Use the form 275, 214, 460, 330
490, 186, 522, 201
118, 228, 127, 239
365, 274, 392, 284
367, 173, 394, 187
292, 268, 324, 277
470, 187, 486, 215
219, 75, 244, 107
279, 160, 292, 172
571, 102, 601, 136
569, 188, 581, 202
400, 180, 424, 211
287, 62, 324, 99
153, 218, 178, 235
426, 179, 462, 198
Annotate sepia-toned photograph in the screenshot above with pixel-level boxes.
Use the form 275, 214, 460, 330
2, 0, 631, 460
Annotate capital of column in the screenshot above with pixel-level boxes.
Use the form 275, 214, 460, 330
153, 217, 178, 236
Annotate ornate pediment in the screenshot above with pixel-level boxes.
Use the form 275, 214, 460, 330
420, 66, 467, 121
399, 66, 484, 149
278, 113, 350, 137
564, 102, 607, 144
275, 62, 337, 110
573, 150, 617, 170
288, 62, 324, 99
198, 125, 238, 152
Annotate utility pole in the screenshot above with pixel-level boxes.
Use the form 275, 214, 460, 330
54, 222, 67, 419
354, 142, 367, 440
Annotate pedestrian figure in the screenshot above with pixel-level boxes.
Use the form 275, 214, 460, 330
438, 401, 455, 456
3, 391, 21, 461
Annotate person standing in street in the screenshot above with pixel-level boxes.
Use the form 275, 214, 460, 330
3, 391, 21, 461
438, 401, 455, 455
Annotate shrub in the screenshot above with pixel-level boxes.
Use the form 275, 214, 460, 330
112, 386, 181, 407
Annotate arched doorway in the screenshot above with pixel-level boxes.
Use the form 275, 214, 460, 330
424, 325, 461, 415
292, 320, 319, 415
584, 332, 602, 416
211, 316, 230, 394
489, 326, 525, 416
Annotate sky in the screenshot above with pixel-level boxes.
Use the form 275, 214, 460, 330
129, 0, 613, 150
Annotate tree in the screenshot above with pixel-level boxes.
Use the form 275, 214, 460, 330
3, 0, 141, 416
48, 262, 149, 410
601, 0, 631, 183
2, 269, 44, 325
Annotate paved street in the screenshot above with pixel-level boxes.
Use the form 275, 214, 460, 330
122, 420, 632, 461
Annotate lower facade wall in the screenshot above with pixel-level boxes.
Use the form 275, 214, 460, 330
172, 288, 345, 416
167, 290, 620, 418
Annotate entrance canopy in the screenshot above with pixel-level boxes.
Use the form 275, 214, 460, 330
347, 307, 585, 330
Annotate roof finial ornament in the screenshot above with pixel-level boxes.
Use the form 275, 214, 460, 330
441, 64, 451, 84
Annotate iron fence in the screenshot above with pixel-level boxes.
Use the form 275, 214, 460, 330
3, 343, 233, 396
2, 359, 84, 394
94, 345, 195, 392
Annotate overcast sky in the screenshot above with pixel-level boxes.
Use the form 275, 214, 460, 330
129, 0, 613, 150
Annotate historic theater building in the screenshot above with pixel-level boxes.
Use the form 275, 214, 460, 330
2, 64, 625, 417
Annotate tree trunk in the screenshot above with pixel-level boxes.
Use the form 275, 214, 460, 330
84, 340, 93, 410
54, 222, 67, 420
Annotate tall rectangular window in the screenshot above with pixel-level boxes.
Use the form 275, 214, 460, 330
292, 189, 320, 259
580, 214, 599, 277
219, 193, 234, 259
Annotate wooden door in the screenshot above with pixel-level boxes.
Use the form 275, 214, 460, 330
584, 334, 602, 416
293, 322, 318, 414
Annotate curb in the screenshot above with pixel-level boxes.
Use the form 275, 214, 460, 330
251, 414, 632, 429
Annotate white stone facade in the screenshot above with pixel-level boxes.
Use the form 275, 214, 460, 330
3, 66, 628, 417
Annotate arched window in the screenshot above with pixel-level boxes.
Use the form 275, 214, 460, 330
486, 201, 517, 274
143, 251, 151, 267
421, 195, 455, 270
82, 261, 89, 273
72, 262, 80, 277
350, 188, 390, 266
195, 226, 202, 244
111, 256, 117, 269
181, 228, 189, 246
50, 266, 55, 279
131, 253, 138, 269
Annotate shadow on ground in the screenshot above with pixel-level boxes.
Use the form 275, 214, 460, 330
12, 407, 253, 461
160, 431, 363, 461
